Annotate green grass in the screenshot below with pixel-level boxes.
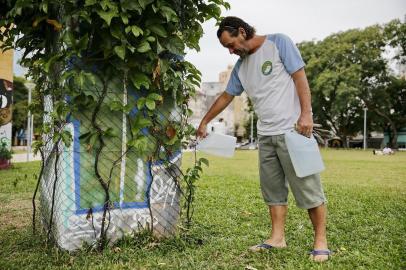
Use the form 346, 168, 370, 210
0, 150, 405, 269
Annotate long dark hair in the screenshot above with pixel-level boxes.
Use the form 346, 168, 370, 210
217, 16, 256, 40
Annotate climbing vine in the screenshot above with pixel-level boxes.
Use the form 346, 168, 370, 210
1, 0, 229, 249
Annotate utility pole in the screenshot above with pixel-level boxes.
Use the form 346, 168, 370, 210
363, 107, 368, 150
250, 111, 253, 144
25, 82, 35, 161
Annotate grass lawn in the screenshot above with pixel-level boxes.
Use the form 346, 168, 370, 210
0, 149, 405, 269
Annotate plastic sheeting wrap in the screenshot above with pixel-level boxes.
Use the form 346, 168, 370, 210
39, 78, 182, 251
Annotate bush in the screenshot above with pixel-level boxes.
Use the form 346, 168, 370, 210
0, 141, 12, 160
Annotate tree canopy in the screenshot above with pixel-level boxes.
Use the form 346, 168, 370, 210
299, 18, 406, 147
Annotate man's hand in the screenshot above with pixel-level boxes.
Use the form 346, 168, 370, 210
291, 68, 313, 138
196, 122, 208, 139
296, 112, 313, 137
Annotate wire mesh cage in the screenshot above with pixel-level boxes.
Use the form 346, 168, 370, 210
37, 75, 184, 251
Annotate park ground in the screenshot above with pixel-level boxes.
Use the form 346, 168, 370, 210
0, 149, 405, 269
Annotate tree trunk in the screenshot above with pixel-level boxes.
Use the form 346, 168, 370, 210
374, 109, 398, 148
339, 135, 349, 148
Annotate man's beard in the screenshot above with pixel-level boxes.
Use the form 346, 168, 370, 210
235, 48, 249, 58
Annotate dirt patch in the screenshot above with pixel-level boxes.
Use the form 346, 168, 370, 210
0, 198, 32, 229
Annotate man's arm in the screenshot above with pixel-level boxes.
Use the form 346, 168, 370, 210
291, 68, 313, 137
196, 91, 234, 138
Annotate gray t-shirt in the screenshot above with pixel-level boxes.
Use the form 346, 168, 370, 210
226, 34, 305, 135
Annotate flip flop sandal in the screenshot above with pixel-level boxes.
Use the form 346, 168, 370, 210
309, 249, 332, 261
249, 243, 274, 252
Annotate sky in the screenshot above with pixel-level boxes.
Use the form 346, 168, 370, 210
13, 0, 406, 82
186, 0, 406, 82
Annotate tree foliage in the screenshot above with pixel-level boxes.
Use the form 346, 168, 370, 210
299, 18, 406, 147
11, 76, 42, 138
1, 0, 229, 148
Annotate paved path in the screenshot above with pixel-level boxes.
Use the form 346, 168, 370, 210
12, 152, 42, 163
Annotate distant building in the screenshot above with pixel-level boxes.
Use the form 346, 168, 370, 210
219, 65, 249, 138
0, 30, 13, 150
188, 65, 249, 138
188, 87, 206, 129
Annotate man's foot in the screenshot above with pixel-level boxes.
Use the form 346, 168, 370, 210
249, 239, 287, 252
309, 249, 331, 262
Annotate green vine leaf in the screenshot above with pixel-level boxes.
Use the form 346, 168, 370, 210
131, 115, 152, 135
108, 100, 123, 111
145, 99, 156, 110
39, 2, 48, 13
121, 13, 129, 24
84, 0, 98, 6
147, 93, 163, 102
32, 141, 44, 155
165, 36, 185, 55
120, 0, 142, 12
63, 31, 76, 47
77, 34, 89, 51
137, 0, 154, 10
148, 24, 167, 37
75, 71, 94, 89
100, 0, 117, 11
61, 130, 73, 147
131, 25, 143, 37
137, 40, 151, 53
160, 6, 179, 22
199, 158, 209, 167
110, 23, 124, 40
97, 10, 117, 26
114, 45, 126, 60
103, 127, 117, 138
136, 97, 146, 109
44, 53, 61, 72
130, 73, 150, 89
146, 36, 155, 42
165, 134, 178, 145
128, 137, 149, 155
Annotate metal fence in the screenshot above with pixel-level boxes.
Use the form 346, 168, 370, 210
35, 76, 188, 251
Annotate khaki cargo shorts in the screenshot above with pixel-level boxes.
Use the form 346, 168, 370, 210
258, 134, 327, 209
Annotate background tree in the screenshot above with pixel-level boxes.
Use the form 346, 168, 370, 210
12, 76, 41, 140
299, 18, 406, 148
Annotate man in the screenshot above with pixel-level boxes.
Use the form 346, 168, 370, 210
197, 16, 330, 262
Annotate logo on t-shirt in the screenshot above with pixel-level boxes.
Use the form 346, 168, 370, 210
261, 60, 273, 75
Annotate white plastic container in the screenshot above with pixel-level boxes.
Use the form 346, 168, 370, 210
285, 130, 325, 177
196, 132, 237, 158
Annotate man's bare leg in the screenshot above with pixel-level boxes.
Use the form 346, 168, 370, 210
249, 205, 287, 251
308, 204, 329, 262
